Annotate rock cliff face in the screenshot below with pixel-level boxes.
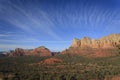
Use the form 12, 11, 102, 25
62, 34, 120, 57
71, 34, 120, 49
9, 46, 51, 57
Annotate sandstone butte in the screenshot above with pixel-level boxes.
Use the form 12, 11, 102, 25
62, 34, 120, 57
9, 46, 51, 57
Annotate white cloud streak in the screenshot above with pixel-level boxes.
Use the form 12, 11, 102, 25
0, 39, 40, 43
0, 0, 62, 40
0, 44, 36, 51
0, 0, 120, 51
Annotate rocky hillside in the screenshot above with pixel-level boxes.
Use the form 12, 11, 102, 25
9, 46, 51, 57
62, 34, 120, 57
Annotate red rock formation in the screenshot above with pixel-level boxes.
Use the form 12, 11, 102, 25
71, 34, 120, 49
105, 75, 120, 80
40, 58, 63, 65
111, 76, 120, 80
9, 46, 51, 57
71, 38, 80, 48
9, 48, 25, 56
28, 46, 51, 56
62, 34, 120, 57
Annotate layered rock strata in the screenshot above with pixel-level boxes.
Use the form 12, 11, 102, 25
71, 34, 120, 49
62, 34, 120, 57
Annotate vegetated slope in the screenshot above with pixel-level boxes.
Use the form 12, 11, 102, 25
62, 34, 120, 57
0, 54, 120, 80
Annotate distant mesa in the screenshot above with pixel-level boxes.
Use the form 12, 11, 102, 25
9, 46, 51, 57
62, 34, 120, 57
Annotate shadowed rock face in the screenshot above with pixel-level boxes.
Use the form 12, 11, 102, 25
9, 46, 51, 57
0, 54, 6, 57
62, 34, 120, 57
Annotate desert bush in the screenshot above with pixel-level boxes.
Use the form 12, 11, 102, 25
116, 44, 120, 55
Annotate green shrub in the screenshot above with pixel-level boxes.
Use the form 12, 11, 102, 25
116, 44, 120, 55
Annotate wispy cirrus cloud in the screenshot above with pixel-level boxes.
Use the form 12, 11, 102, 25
0, 44, 36, 51
0, 0, 120, 51
0, 0, 62, 40
0, 31, 70, 44
0, 0, 120, 39
0, 38, 39, 43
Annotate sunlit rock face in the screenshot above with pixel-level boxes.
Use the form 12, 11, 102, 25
81, 37, 93, 48
71, 34, 120, 49
98, 34, 120, 48
9, 46, 51, 57
62, 34, 120, 57
71, 38, 81, 48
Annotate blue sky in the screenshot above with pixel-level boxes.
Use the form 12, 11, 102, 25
0, 0, 120, 51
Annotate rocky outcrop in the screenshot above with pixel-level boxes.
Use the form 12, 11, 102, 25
28, 46, 51, 56
62, 34, 120, 57
71, 34, 120, 49
40, 58, 63, 65
9, 48, 25, 56
9, 46, 51, 57
71, 38, 80, 48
